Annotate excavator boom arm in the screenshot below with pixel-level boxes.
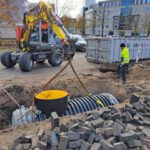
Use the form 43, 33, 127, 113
19, 0, 75, 59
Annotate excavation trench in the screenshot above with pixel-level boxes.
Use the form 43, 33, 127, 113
0, 76, 128, 130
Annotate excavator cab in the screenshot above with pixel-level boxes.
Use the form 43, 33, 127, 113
41, 22, 48, 43
28, 20, 62, 51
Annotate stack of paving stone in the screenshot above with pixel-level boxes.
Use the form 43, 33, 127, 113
12, 93, 150, 150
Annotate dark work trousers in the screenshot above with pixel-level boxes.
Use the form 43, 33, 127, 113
119, 63, 129, 82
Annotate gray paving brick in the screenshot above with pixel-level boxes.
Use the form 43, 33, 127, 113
104, 128, 113, 138
51, 112, 59, 128
114, 142, 127, 150
130, 93, 140, 104
141, 138, 150, 148
90, 143, 101, 150
80, 141, 91, 150
91, 118, 104, 128
37, 141, 47, 150
119, 133, 138, 143
58, 135, 68, 150
127, 140, 142, 148
50, 132, 59, 147
69, 140, 83, 149
113, 122, 123, 137
101, 140, 114, 150
68, 131, 80, 141
87, 133, 95, 144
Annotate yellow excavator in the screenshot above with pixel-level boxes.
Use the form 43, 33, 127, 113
0, 1, 76, 72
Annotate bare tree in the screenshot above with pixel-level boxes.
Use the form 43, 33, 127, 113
0, 1, 18, 26
61, 15, 72, 29
76, 16, 84, 33
52, 0, 75, 18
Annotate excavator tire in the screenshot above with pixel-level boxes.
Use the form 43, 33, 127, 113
19, 53, 33, 72
48, 52, 62, 67
1, 51, 16, 68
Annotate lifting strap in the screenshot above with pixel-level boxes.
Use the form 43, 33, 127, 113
69, 60, 104, 108
42, 59, 104, 108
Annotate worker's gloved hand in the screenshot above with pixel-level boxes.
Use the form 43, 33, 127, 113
117, 63, 122, 74
119, 63, 122, 68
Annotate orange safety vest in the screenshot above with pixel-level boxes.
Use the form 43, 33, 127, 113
41, 23, 48, 30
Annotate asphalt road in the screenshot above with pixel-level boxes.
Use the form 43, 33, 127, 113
0, 52, 99, 80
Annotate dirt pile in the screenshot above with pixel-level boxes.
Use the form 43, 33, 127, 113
129, 64, 150, 80
0, 84, 36, 129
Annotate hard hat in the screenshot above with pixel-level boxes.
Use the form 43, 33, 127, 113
120, 43, 126, 48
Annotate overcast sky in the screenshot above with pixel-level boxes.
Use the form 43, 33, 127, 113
28, 0, 102, 18
28, 0, 84, 17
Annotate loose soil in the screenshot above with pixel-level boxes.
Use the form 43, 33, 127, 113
0, 62, 150, 149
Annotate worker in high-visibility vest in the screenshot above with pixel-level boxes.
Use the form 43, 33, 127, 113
119, 43, 130, 84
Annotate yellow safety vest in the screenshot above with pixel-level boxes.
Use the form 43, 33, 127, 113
121, 47, 130, 65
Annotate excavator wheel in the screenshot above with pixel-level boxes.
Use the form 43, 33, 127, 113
19, 53, 33, 72
1, 51, 16, 68
48, 52, 62, 67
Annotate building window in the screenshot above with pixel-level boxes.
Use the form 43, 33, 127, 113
118, 15, 139, 30
139, 0, 142, 4
106, 25, 109, 28
120, 7, 132, 16
116, 1, 121, 6
147, 0, 150, 3
143, 0, 146, 3
134, 0, 137, 4
111, 2, 114, 6
113, 16, 120, 30
109, 2, 111, 6
121, 0, 135, 6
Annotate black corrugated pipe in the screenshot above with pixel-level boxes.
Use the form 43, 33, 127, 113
65, 93, 118, 115
12, 93, 119, 126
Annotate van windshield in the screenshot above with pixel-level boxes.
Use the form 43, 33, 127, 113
71, 35, 85, 42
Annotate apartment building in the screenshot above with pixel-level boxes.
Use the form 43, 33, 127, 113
84, 0, 150, 36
